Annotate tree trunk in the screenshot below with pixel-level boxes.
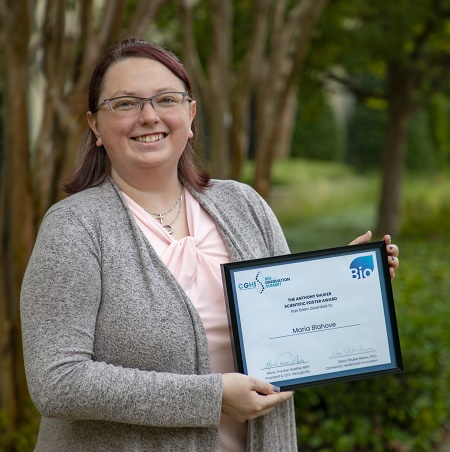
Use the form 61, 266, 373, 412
181, 0, 232, 179
229, 0, 271, 181
375, 62, 415, 236
253, 0, 328, 199
0, 0, 35, 448
210, 0, 232, 178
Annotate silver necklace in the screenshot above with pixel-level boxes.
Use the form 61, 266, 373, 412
160, 194, 183, 234
144, 185, 183, 235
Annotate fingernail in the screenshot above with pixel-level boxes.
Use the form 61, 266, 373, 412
273, 385, 281, 393
391, 256, 395, 262
389, 245, 393, 250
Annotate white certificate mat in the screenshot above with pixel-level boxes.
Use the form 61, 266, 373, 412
221, 241, 403, 390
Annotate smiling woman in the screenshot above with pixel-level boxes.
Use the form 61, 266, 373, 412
19, 38, 299, 452
63, 40, 207, 196
19, 38, 399, 452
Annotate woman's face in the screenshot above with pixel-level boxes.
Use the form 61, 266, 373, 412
87, 57, 196, 182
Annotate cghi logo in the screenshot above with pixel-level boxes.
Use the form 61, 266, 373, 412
350, 255, 374, 280
237, 270, 290, 294
238, 271, 265, 294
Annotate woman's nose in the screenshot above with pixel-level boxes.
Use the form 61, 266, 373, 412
138, 100, 160, 123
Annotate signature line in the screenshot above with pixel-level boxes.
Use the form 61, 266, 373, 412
261, 361, 309, 370
269, 324, 360, 340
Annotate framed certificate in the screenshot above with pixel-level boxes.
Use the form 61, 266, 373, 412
221, 241, 403, 391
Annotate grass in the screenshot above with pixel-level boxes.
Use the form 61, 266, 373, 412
265, 158, 450, 250
267, 159, 379, 251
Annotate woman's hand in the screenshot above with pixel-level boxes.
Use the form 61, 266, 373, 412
349, 231, 399, 280
221, 373, 294, 422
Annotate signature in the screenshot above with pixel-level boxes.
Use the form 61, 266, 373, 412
263, 352, 306, 369
329, 344, 377, 359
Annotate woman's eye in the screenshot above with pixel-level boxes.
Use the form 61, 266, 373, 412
158, 96, 176, 104
113, 98, 139, 109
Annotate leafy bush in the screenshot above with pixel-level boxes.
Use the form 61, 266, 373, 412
346, 102, 385, 171
292, 91, 345, 162
406, 110, 436, 172
428, 93, 450, 170
294, 236, 450, 451
0, 399, 40, 452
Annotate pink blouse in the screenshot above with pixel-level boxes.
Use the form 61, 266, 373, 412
123, 190, 247, 452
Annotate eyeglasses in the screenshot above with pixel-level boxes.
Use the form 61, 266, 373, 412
93, 91, 191, 114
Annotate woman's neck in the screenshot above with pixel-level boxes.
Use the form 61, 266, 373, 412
111, 167, 182, 214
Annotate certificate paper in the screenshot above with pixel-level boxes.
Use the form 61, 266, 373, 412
221, 241, 403, 390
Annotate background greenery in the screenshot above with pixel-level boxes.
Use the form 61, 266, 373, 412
266, 159, 450, 451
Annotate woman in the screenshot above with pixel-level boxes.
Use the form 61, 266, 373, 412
20, 39, 399, 451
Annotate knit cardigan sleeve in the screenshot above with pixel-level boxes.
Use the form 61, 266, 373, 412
20, 198, 222, 428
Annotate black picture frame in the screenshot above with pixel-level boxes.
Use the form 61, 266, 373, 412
221, 241, 403, 391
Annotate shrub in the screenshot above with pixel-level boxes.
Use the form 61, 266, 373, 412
295, 235, 450, 451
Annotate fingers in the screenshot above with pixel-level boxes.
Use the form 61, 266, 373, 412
221, 373, 294, 422
348, 230, 373, 245
382, 234, 399, 280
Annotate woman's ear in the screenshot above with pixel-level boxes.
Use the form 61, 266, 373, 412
188, 101, 196, 138
87, 111, 103, 147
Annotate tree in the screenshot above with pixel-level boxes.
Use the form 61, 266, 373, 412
0, 1, 166, 448
309, 0, 450, 235
178, 0, 329, 197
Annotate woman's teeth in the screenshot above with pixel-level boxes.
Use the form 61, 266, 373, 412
134, 133, 164, 142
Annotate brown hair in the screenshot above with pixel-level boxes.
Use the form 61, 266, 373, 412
62, 38, 210, 194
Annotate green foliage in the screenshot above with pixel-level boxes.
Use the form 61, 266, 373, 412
406, 109, 436, 172
303, 0, 450, 180
346, 102, 385, 171
292, 89, 345, 162
294, 240, 450, 450
344, 96, 450, 173
310, 0, 450, 73
0, 399, 40, 451
400, 173, 450, 238
428, 93, 450, 169
269, 159, 450, 451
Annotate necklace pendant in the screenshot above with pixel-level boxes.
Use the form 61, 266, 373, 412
156, 213, 164, 224
162, 224, 174, 235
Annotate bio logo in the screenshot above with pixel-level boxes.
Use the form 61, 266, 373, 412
350, 255, 374, 280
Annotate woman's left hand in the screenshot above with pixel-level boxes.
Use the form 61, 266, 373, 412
349, 231, 399, 280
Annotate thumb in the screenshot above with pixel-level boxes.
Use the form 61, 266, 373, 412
349, 230, 372, 245
250, 377, 281, 395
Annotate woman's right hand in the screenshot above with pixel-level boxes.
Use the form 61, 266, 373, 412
221, 373, 294, 422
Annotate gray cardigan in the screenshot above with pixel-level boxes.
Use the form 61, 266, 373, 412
21, 178, 297, 451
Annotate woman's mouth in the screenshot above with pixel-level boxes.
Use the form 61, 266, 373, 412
133, 133, 166, 143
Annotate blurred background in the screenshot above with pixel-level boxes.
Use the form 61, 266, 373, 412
1, 0, 449, 450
